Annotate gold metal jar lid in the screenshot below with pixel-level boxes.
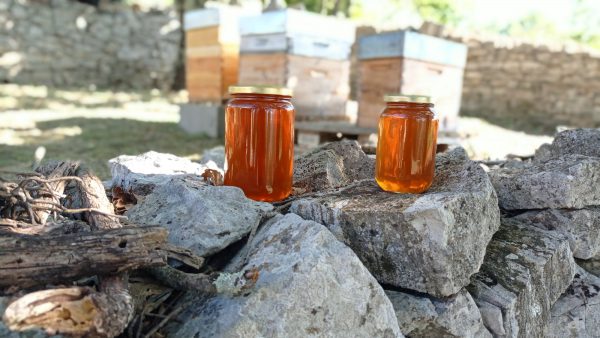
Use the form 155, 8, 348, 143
383, 94, 431, 103
229, 85, 293, 96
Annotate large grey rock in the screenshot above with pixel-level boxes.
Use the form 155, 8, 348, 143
291, 148, 500, 297
511, 207, 600, 259
545, 267, 600, 338
293, 140, 375, 193
126, 177, 272, 257
200, 146, 225, 170
167, 213, 403, 338
578, 256, 600, 277
468, 220, 576, 338
108, 151, 207, 195
490, 154, 600, 210
109, 151, 221, 195
546, 128, 600, 159
386, 289, 491, 338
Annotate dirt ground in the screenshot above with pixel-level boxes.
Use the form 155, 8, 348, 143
0, 85, 553, 179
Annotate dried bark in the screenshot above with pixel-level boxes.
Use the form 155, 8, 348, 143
2, 286, 138, 338
3, 163, 136, 337
34, 161, 79, 224
0, 226, 168, 289
147, 266, 217, 294
64, 165, 120, 230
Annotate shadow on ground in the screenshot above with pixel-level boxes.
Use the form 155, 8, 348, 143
0, 118, 222, 179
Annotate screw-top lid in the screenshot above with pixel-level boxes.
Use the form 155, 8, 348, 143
229, 85, 293, 96
383, 94, 431, 103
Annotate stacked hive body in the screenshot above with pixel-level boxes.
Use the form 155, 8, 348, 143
238, 9, 355, 121
184, 7, 242, 102
357, 31, 467, 131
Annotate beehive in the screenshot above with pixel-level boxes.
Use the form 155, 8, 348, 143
238, 9, 355, 120
357, 31, 468, 131
184, 7, 243, 102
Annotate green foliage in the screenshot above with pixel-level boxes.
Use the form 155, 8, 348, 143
569, 0, 600, 49
412, 0, 462, 26
496, 13, 560, 40
285, 0, 352, 16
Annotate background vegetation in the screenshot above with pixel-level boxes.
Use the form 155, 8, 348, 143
105, 0, 600, 50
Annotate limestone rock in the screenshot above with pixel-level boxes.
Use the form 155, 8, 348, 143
578, 256, 600, 277
547, 128, 600, 159
126, 176, 272, 257
533, 143, 553, 163
291, 148, 500, 297
545, 267, 600, 338
293, 140, 375, 193
109, 151, 220, 195
200, 146, 225, 170
166, 213, 403, 338
386, 289, 491, 338
468, 220, 576, 338
511, 207, 600, 259
490, 154, 600, 210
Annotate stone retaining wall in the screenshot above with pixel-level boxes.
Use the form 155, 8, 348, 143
420, 23, 600, 131
0, 0, 180, 90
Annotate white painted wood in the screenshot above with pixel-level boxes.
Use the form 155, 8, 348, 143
239, 9, 355, 43
184, 5, 260, 43
240, 33, 352, 60
358, 31, 468, 68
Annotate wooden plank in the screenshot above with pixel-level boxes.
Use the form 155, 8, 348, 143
185, 43, 240, 102
186, 56, 222, 102
184, 6, 248, 44
287, 55, 350, 119
400, 57, 463, 131
238, 53, 287, 86
0, 226, 168, 288
356, 56, 464, 130
357, 58, 401, 128
186, 45, 222, 58
186, 27, 221, 48
295, 121, 376, 135
221, 46, 239, 96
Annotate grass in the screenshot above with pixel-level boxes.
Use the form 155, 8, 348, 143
0, 85, 221, 180
0, 117, 221, 180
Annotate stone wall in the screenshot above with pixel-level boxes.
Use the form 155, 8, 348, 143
421, 23, 600, 132
0, 0, 181, 90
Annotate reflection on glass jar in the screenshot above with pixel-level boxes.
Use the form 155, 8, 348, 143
224, 86, 295, 202
375, 94, 438, 194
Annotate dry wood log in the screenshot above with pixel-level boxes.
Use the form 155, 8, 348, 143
70, 164, 135, 336
3, 163, 136, 337
0, 226, 168, 289
147, 266, 217, 294
33, 161, 78, 225
64, 165, 119, 230
2, 286, 136, 337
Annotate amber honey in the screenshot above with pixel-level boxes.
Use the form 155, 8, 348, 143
224, 86, 295, 202
375, 95, 438, 194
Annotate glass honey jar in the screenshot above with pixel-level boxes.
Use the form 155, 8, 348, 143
224, 85, 295, 202
375, 94, 438, 194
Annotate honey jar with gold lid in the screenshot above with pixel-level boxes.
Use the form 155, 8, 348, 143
224, 85, 295, 202
375, 94, 438, 194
